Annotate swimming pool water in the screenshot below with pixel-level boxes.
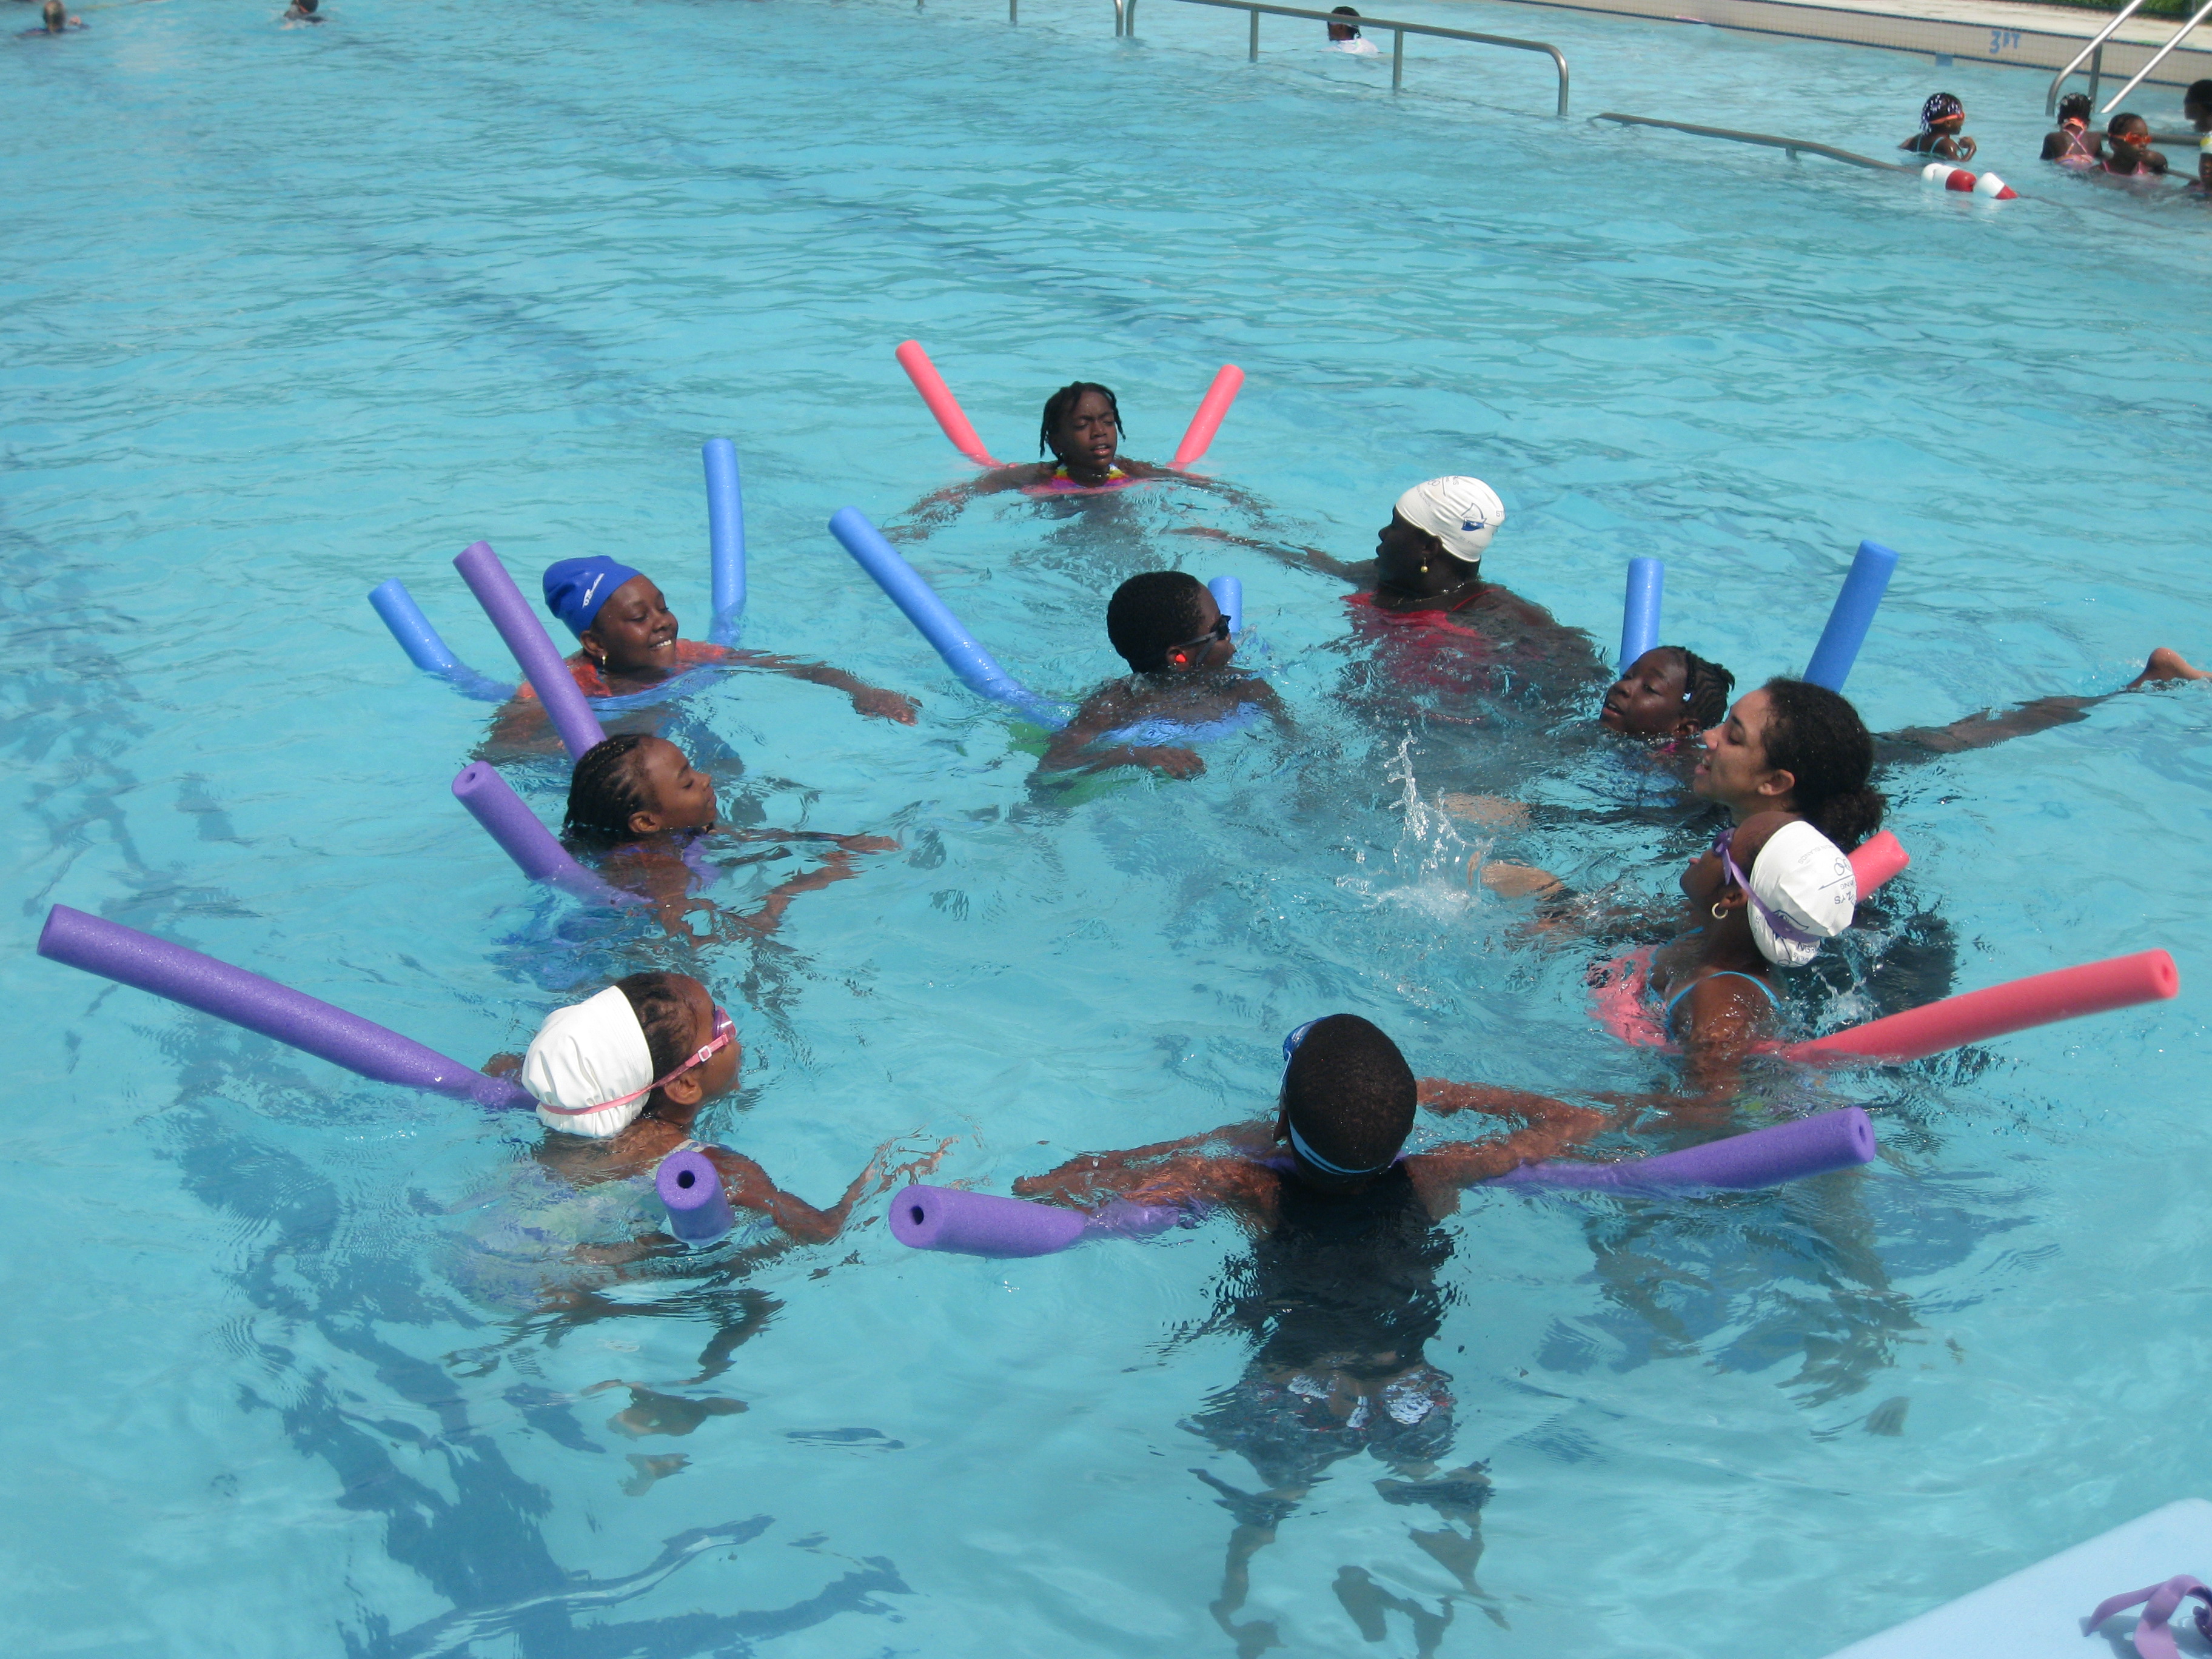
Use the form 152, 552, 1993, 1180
4, 1, 2210, 1655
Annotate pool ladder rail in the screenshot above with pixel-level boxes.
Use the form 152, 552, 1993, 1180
936, 0, 1571, 115
1593, 112, 1918, 174
2091, 0, 2212, 115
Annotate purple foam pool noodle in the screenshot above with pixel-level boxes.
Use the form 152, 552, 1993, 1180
656, 1147, 736, 1244
451, 540, 607, 762
451, 763, 643, 908
888, 1185, 1089, 1257
37, 905, 533, 1110
1493, 1107, 1876, 1195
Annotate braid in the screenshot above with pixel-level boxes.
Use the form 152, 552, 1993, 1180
614, 971, 694, 1078
1039, 381, 1122, 460
564, 734, 655, 845
1676, 648, 1736, 728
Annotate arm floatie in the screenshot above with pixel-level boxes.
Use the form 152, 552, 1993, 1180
36, 905, 534, 1110
1492, 1107, 1876, 1195
1783, 950, 2177, 1067
453, 540, 608, 762
888, 1184, 1188, 1258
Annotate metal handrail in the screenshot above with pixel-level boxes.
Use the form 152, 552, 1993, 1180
2100, 0, 2212, 111
2046, 0, 2147, 113
1124, 0, 1569, 116
1595, 112, 1917, 172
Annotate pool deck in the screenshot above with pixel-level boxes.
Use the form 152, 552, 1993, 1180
1456, 0, 2212, 96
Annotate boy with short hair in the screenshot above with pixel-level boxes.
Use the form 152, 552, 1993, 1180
1012, 1014, 1607, 1640
1037, 571, 1288, 779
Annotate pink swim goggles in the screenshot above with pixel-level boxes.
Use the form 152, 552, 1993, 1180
539, 1006, 735, 1117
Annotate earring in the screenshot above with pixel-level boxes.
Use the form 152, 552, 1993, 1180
1711, 902, 1728, 920
1416, 563, 1429, 576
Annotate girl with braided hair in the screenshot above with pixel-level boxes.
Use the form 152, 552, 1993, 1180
563, 734, 897, 940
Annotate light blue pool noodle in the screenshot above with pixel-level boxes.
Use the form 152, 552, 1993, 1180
703, 438, 745, 646
1620, 558, 1663, 667
1803, 540, 1899, 692
1208, 575, 1242, 636
367, 580, 517, 703
828, 507, 1071, 727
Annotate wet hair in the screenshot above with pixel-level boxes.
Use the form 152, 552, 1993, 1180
1039, 382, 1121, 460
1656, 645, 1736, 729
613, 971, 695, 1082
1282, 1014, 1416, 1177
2057, 93, 2093, 123
565, 732, 657, 845
2110, 112, 2150, 139
1757, 677, 1885, 849
1105, 571, 1210, 672
2187, 79, 2212, 110
297, 0, 319, 12
42, 1, 62, 22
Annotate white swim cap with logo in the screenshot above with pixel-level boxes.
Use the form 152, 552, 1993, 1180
521, 984, 658, 1138
1393, 477, 1504, 567
1744, 820, 1857, 968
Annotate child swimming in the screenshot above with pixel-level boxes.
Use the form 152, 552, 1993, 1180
1901, 93, 1976, 162
496, 971, 939, 1244
2098, 113, 2170, 179
563, 733, 897, 938
1038, 571, 1290, 780
1011, 1014, 1607, 1637
2042, 93, 2102, 168
486, 556, 917, 751
893, 381, 1257, 541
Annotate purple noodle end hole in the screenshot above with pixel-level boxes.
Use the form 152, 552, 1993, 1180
909, 1204, 926, 1225
676, 1169, 697, 1190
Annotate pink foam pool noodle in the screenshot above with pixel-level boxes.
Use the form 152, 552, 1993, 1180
1171, 365, 1243, 469
1849, 830, 1909, 896
895, 341, 1001, 467
1785, 948, 2178, 1067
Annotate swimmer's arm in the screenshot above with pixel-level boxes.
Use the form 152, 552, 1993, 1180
1038, 688, 1204, 779
1012, 1122, 1276, 1208
1416, 1078, 1584, 1119
1878, 650, 2207, 759
706, 1135, 953, 1245
1168, 525, 1370, 585
1406, 1098, 1611, 1215
722, 648, 920, 724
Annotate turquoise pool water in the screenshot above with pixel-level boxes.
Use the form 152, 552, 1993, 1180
5, 1, 2210, 1654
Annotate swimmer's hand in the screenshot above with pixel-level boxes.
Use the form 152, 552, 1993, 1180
851, 687, 920, 725
832, 833, 899, 854
1440, 793, 1530, 829
1478, 860, 1565, 900
484, 1052, 524, 1079
1134, 745, 1205, 779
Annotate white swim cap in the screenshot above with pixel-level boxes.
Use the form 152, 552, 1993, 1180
521, 985, 656, 1138
1393, 477, 1504, 566
1744, 820, 1857, 967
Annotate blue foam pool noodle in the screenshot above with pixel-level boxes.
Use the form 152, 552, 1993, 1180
703, 438, 745, 646
1208, 574, 1242, 636
828, 508, 1070, 727
367, 579, 515, 703
1803, 540, 1899, 692
1620, 558, 1663, 667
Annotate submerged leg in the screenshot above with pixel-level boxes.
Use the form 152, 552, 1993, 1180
1194, 1467, 1305, 1659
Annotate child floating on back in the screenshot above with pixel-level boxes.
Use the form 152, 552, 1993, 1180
1901, 93, 1976, 162
488, 556, 917, 751
565, 733, 897, 937
1038, 571, 1289, 780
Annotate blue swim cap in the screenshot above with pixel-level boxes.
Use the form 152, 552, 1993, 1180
543, 557, 644, 638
